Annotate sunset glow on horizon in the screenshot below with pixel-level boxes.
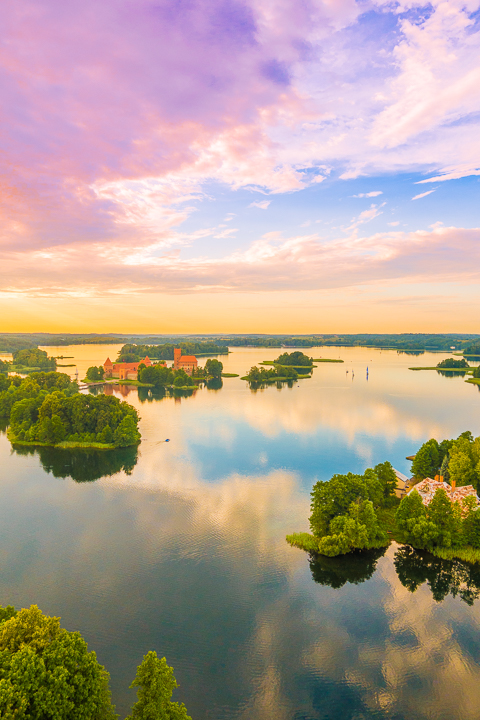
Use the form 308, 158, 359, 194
1, 0, 480, 332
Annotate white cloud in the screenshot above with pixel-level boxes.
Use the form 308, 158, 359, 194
412, 189, 437, 200
249, 200, 271, 210
388, 221, 400, 227
353, 191, 383, 198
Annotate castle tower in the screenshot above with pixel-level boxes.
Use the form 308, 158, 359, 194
174, 348, 182, 369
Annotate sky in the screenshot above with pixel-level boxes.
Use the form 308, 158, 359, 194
1, 0, 480, 333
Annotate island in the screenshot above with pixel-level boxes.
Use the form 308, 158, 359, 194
287, 431, 480, 564
2, 348, 57, 374
410, 357, 472, 372
0, 371, 141, 449
245, 351, 316, 384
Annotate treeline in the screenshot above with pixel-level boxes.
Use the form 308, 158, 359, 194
412, 432, 480, 489
117, 342, 228, 362
0, 334, 125, 352
0, 373, 140, 447
464, 341, 480, 357
0, 604, 191, 719
287, 463, 397, 556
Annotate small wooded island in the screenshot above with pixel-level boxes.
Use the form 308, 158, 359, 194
288, 432, 480, 564
242, 351, 315, 384
0, 372, 141, 449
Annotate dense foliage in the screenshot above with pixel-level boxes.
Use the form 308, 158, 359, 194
12, 348, 56, 371
86, 365, 105, 381
395, 488, 480, 551
0, 605, 192, 720
436, 358, 469, 369
118, 342, 227, 362
126, 651, 191, 720
0, 604, 116, 719
138, 364, 196, 388
302, 462, 397, 556
244, 365, 298, 383
411, 432, 480, 489
204, 358, 223, 377
0, 373, 141, 447
274, 351, 313, 367
463, 341, 480, 357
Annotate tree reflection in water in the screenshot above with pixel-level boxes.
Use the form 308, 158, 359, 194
309, 547, 387, 589
394, 545, 480, 605
12, 444, 138, 483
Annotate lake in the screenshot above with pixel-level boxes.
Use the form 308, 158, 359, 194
2, 344, 480, 719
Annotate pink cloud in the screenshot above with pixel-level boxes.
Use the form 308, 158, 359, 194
2, 225, 480, 296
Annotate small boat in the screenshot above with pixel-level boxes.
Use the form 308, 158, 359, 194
165, 438, 170, 442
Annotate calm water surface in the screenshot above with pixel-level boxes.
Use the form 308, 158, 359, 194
2, 345, 480, 719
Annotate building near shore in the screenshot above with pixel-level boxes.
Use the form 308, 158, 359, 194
407, 476, 479, 512
173, 348, 198, 375
103, 356, 153, 381
393, 468, 410, 498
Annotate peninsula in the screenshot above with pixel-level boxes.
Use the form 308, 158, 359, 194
287, 432, 480, 565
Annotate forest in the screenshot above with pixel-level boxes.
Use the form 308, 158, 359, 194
0, 373, 140, 448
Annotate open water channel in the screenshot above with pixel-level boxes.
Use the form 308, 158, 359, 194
1, 344, 480, 719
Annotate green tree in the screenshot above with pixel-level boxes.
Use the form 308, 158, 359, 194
205, 359, 223, 378
411, 439, 440, 479
86, 366, 105, 382
395, 490, 438, 549
113, 415, 141, 447
449, 451, 474, 488
427, 488, 462, 547
373, 461, 397, 500
126, 651, 191, 720
0, 605, 116, 720
464, 507, 480, 548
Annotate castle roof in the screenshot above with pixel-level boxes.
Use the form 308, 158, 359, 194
178, 355, 197, 362
105, 357, 112, 365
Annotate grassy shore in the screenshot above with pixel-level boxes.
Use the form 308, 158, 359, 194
433, 546, 480, 563
221, 373, 239, 377
7, 430, 117, 450
311, 358, 344, 363
466, 378, 480, 385
286, 503, 480, 565
409, 366, 472, 372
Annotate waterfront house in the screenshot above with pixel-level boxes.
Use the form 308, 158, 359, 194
407, 476, 479, 512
